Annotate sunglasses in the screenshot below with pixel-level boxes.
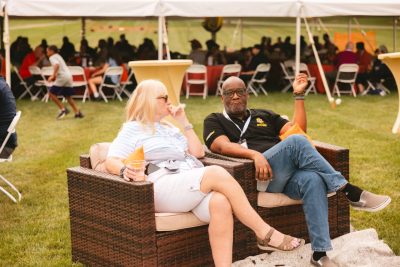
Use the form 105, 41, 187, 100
222, 88, 248, 98
157, 95, 168, 102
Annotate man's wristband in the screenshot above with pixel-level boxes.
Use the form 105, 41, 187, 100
294, 95, 305, 100
184, 123, 194, 131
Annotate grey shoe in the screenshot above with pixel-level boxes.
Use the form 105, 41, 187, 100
310, 256, 338, 267
56, 108, 70, 120
350, 190, 391, 212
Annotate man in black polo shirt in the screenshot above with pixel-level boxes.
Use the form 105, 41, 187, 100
0, 76, 17, 158
203, 75, 391, 267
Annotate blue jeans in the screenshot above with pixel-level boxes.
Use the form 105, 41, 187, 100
262, 134, 347, 252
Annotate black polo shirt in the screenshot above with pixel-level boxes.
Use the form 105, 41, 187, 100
203, 109, 288, 153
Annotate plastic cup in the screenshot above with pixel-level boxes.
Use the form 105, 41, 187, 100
126, 160, 146, 181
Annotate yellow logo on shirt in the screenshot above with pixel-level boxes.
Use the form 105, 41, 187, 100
256, 117, 267, 127
206, 130, 215, 141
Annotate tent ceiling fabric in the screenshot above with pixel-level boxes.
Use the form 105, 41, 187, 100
6, 0, 161, 17
5, 0, 400, 18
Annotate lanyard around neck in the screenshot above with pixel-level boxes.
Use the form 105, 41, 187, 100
223, 109, 251, 140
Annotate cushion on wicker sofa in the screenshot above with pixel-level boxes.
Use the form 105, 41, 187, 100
89, 142, 110, 172
258, 191, 336, 208
89, 142, 209, 231
155, 212, 208, 231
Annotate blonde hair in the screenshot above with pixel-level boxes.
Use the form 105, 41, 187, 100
125, 80, 167, 127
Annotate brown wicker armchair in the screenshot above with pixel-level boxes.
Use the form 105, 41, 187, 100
205, 140, 350, 248
67, 155, 258, 267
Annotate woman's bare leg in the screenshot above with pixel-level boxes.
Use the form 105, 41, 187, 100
88, 76, 102, 94
201, 166, 301, 248
208, 192, 234, 267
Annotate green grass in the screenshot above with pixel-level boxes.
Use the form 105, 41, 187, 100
0, 92, 399, 265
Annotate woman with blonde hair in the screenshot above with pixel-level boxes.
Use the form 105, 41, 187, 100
105, 80, 304, 266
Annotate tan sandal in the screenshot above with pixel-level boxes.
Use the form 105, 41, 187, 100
257, 227, 305, 251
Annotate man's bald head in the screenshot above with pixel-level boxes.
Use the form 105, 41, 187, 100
220, 76, 248, 118
222, 76, 246, 92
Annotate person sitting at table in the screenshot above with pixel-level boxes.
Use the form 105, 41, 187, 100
239, 45, 268, 84
366, 45, 394, 93
325, 42, 357, 86
188, 39, 206, 65
105, 79, 305, 266
355, 42, 373, 94
18, 45, 50, 85
205, 39, 227, 66
87, 48, 121, 100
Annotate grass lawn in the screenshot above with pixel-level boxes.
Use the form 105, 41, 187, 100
0, 92, 399, 265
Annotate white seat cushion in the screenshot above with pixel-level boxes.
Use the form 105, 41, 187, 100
155, 212, 207, 231
258, 192, 336, 208
89, 142, 110, 172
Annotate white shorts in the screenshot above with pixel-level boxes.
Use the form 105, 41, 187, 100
148, 167, 213, 222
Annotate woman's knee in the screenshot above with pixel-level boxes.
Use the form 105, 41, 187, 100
204, 165, 232, 180
209, 192, 232, 215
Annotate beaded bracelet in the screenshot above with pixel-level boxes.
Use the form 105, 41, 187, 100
184, 123, 194, 131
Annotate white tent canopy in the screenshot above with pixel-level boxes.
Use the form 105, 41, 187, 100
6, 0, 400, 18
160, 0, 400, 17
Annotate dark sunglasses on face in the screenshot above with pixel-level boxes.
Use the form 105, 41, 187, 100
222, 88, 248, 98
157, 95, 168, 102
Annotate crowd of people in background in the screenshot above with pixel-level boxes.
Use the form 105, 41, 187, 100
9, 32, 396, 100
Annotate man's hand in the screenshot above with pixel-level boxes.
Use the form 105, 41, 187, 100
48, 75, 55, 82
251, 151, 273, 181
292, 73, 308, 95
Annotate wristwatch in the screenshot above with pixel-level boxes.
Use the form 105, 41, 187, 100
119, 166, 127, 178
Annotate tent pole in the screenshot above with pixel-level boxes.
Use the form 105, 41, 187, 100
394, 17, 398, 52
4, 4, 10, 86
240, 18, 243, 49
81, 17, 86, 40
162, 17, 170, 60
303, 15, 335, 106
348, 17, 352, 43
295, 4, 301, 75
158, 16, 163, 60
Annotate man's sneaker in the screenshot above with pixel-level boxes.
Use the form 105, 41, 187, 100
310, 256, 338, 267
56, 108, 70, 120
350, 191, 391, 212
74, 111, 84, 119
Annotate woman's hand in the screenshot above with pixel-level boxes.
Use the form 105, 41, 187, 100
123, 163, 146, 182
292, 73, 308, 95
169, 104, 189, 126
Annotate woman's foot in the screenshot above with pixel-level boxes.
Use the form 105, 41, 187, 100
257, 227, 305, 251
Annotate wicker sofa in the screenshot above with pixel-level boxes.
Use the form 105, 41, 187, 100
205, 140, 351, 247
67, 153, 258, 267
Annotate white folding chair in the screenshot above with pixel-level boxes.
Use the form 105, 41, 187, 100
247, 63, 270, 96
13, 66, 35, 100
40, 66, 56, 102
332, 64, 359, 97
119, 67, 134, 99
216, 64, 242, 96
292, 63, 317, 95
0, 111, 22, 203
98, 66, 123, 103
28, 65, 49, 100
68, 66, 90, 103
362, 79, 391, 96
185, 64, 208, 99
280, 60, 295, 93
